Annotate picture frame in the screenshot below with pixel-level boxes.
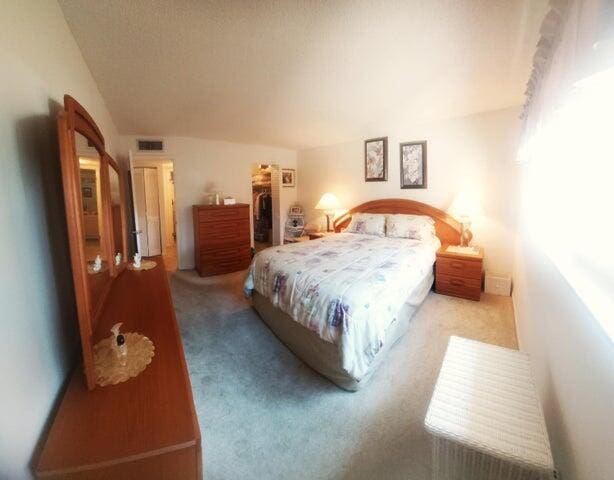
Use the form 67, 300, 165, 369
364, 136, 388, 182
400, 141, 427, 189
289, 205, 303, 215
282, 168, 296, 187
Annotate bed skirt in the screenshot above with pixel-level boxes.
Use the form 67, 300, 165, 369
251, 271, 433, 391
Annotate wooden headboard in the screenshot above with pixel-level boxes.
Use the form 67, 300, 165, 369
333, 198, 461, 245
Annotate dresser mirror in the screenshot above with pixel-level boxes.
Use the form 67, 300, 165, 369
75, 131, 112, 309
58, 95, 129, 390
107, 159, 127, 269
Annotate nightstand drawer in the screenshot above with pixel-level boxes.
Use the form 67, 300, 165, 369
436, 274, 481, 301
436, 257, 482, 279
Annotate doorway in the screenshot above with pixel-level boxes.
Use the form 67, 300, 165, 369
251, 164, 281, 251
130, 157, 177, 271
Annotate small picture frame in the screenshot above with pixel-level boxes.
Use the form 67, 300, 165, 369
364, 137, 388, 181
282, 168, 296, 187
400, 141, 427, 189
289, 205, 303, 215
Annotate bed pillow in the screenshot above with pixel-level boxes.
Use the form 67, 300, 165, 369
385, 214, 435, 241
345, 213, 386, 236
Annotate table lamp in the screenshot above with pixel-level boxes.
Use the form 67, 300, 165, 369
315, 193, 341, 232
448, 190, 482, 246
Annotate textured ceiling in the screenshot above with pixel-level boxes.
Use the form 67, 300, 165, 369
59, 0, 547, 149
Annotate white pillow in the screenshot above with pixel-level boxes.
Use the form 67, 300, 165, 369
385, 214, 435, 241
346, 213, 386, 236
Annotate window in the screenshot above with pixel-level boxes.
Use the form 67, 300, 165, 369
525, 66, 614, 338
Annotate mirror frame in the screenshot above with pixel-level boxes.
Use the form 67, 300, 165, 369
58, 95, 127, 390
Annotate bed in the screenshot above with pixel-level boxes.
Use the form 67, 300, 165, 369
244, 199, 461, 390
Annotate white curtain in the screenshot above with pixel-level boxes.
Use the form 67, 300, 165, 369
518, 0, 614, 338
519, 0, 613, 162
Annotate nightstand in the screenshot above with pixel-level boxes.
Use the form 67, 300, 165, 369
435, 245, 484, 301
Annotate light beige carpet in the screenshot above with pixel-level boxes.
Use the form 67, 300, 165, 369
170, 270, 517, 480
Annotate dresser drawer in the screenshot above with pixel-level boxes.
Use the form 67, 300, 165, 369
199, 219, 249, 236
201, 245, 251, 262
200, 255, 251, 276
197, 206, 249, 223
199, 225, 250, 247
436, 257, 482, 279
436, 273, 481, 301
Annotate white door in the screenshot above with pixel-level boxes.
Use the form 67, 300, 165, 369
270, 165, 281, 246
132, 167, 148, 254
143, 168, 162, 256
131, 165, 162, 257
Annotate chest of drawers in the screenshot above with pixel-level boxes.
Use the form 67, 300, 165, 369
193, 204, 251, 276
435, 245, 484, 301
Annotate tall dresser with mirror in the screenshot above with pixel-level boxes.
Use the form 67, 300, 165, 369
35, 96, 201, 479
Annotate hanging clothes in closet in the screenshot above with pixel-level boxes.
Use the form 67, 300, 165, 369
254, 192, 272, 229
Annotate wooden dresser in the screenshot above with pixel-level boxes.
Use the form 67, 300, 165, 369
193, 204, 251, 276
435, 245, 484, 301
40, 95, 201, 479
36, 260, 201, 479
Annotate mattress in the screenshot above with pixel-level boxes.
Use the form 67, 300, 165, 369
244, 232, 440, 389
252, 271, 434, 390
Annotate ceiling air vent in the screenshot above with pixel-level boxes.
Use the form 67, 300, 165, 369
137, 139, 164, 152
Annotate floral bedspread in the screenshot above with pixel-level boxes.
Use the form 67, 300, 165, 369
244, 233, 440, 381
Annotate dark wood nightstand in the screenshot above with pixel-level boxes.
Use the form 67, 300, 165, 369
435, 245, 484, 301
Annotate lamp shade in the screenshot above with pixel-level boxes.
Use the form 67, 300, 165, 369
448, 190, 482, 221
315, 193, 341, 211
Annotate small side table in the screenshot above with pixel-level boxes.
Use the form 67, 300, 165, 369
425, 336, 555, 480
436, 245, 484, 301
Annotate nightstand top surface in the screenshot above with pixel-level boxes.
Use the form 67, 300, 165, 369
437, 244, 484, 261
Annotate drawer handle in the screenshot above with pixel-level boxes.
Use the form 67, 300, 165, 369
450, 279, 465, 287
450, 261, 465, 269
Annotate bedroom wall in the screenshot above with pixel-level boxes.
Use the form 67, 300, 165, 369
0, 1, 119, 478
296, 107, 521, 275
119, 136, 297, 270
513, 174, 614, 479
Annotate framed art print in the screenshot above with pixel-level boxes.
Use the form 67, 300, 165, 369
400, 141, 427, 189
282, 168, 296, 187
364, 137, 388, 181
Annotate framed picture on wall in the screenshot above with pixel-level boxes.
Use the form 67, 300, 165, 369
400, 141, 427, 189
364, 137, 388, 181
282, 168, 296, 187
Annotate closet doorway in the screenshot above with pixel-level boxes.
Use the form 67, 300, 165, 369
130, 157, 177, 271
251, 164, 281, 251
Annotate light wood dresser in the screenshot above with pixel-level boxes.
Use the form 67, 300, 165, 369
193, 204, 251, 276
38, 95, 201, 479
36, 260, 202, 479
435, 245, 484, 301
